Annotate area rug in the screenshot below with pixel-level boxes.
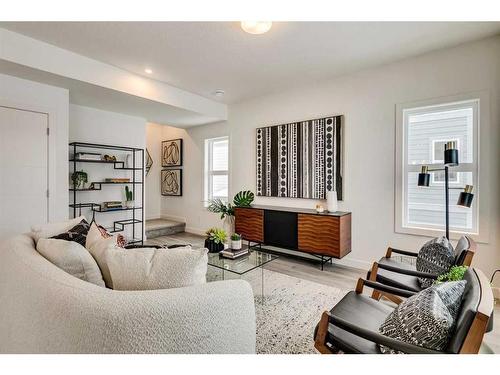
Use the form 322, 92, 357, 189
207, 268, 349, 354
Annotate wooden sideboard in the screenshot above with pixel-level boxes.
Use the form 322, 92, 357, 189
234, 205, 351, 267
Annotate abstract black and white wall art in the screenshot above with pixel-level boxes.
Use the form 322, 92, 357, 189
256, 115, 343, 200
161, 169, 182, 196
162, 139, 183, 167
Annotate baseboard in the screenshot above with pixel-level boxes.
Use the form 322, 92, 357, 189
185, 226, 206, 236
160, 214, 186, 224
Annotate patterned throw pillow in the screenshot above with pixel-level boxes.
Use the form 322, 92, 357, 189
416, 236, 455, 288
51, 219, 91, 246
379, 280, 466, 353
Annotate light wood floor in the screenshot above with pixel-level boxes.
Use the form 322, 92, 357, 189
146, 232, 500, 353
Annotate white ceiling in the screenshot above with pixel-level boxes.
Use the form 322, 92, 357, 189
2, 22, 500, 104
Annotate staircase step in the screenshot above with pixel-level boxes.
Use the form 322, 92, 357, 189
145, 219, 185, 239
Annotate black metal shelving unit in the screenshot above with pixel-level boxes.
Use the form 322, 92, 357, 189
69, 142, 144, 245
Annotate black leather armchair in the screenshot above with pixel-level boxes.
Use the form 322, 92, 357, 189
314, 268, 493, 354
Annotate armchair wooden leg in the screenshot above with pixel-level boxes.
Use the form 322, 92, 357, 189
315, 311, 336, 354
369, 263, 382, 300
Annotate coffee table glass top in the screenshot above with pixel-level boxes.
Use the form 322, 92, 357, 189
207, 249, 278, 275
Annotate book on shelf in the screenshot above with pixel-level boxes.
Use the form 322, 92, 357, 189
74, 152, 102, 161
104, 178, 130, 183
219, 248, 249, 259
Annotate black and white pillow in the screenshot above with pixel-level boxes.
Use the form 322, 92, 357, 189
51, 219, 91, 246
379, 280, 466, 354
416, 236, 455, 288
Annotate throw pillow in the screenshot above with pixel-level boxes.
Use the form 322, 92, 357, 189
36, 238, 105, 287
30, 216, 86, 243
416, 236, 455, 288
106, 246, 208, 291
379, 280, 466, 353
85, 222, 122, 288
50, 219, 91, 246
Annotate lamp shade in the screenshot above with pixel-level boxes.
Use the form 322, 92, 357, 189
457, 185, 474, 207
417, 166, 430, 187
444, 141, 459, 166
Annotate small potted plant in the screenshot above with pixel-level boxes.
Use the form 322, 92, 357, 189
124, 186, 134, 208
204, 227, 227, 253
71, 170, 88, 190
231, 233, 242, 250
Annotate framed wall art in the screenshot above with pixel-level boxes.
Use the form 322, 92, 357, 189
162, 138, 183, 167
161, 168, 182, 196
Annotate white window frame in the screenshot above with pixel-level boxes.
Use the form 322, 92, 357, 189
395, 93, 488, 241
203, 136, 229, 206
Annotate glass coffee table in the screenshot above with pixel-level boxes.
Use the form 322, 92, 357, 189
207, 247, 278, 303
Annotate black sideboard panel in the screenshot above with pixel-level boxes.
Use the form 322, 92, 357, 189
264, 210, 298, 250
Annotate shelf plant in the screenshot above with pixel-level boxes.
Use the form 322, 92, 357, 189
71, 170, 88, 189
124, 185, 134, 208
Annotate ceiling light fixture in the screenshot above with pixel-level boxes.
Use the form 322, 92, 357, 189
144, 68, 153, 74
213, 89, 225, 98
241, 21, 272, 35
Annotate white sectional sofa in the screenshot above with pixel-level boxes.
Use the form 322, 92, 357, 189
0, 235, 256, 353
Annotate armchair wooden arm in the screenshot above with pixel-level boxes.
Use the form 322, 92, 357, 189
385, 247, 419, 258
315, 311, 441, 354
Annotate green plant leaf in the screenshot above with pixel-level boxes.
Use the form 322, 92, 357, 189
233, 190, 255, 207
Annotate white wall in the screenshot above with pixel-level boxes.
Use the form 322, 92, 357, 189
0, 73, 69, 222
145, 123, 162, 219
161, 35, 500, 279
69, 104, 147, 238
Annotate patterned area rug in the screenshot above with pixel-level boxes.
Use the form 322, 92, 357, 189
207, 268, 349, 354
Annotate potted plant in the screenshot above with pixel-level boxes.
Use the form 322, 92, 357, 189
207, 190, 255, 234
124, 186, 134, 208
71, 170, 88, 190
204, 227, 227, 253
231, 233, 242, 250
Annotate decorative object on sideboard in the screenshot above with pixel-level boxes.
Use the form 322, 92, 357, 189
231, 233, 242, 250
124, 186, 134, 208
315, 204, 325, 213
145, 148, 153, 175
162, 138, 183, 167
71, 170, 88, 190
204, 228, 227, 253
161, 169, 182, 196
326, 190, 338, 212
256, 115, 343, 200
417, 141, 474, 239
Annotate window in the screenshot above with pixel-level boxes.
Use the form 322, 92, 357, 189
204, 136, 229, 204
396, 98, 479, 236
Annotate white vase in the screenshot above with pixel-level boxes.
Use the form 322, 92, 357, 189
231, 239, 242, 250
327, 191, 338, 212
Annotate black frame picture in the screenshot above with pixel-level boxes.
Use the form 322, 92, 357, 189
161, 168, 183, 196
162, 138, 183, 167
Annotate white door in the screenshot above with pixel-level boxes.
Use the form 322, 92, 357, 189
0, 106, 48, 239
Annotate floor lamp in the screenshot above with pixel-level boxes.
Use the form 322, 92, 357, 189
417, 141, 474, 240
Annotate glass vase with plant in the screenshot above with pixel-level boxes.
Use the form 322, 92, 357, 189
207, 190, 255, 234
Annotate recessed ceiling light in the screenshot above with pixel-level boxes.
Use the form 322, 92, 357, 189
241, 21, 272, 35
144, 68, 153, 74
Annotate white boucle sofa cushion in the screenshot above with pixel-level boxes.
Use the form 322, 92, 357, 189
85, 222, 120, 288
107, 246, 208, 291
31, 216, 86, 243
36, 238, 105, 287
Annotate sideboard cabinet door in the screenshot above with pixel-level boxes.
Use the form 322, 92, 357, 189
235, 208, 264, 243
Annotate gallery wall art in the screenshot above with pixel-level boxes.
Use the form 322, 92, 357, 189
161, 168, 182, 196
162, 139, 183, 167
256, 115, 343, 200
